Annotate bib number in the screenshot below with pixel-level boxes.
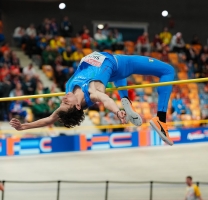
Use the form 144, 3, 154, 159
81, 51, 106, 67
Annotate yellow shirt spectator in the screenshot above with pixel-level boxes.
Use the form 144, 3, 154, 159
50, 37, 65, 50
185, 184, 201, 200
50, 39, 58, 50
159, 27, 172, 45
63, 47, 73, 61
70, 50, 84, 61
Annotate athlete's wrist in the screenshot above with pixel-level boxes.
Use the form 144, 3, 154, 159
21, 124, 27, 130
116, 110, 121, 118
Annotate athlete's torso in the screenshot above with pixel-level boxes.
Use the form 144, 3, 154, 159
65, 51, 118, 107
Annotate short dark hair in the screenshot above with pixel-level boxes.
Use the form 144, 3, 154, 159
57, 106, 85, 128
187, 176, 192, 180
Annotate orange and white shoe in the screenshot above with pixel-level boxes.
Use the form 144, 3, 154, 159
150, 117, 174, 146
121, 98, 142, 126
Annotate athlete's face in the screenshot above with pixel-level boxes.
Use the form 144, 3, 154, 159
60, 93, 80, 111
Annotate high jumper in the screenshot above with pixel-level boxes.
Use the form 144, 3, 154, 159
10, 51, 175, 145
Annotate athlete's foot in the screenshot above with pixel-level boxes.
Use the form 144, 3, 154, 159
150, 117, 174, 146
121, 97, 142, 126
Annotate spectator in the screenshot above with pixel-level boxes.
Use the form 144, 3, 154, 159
153, 34, 163, 52
94, 29, 107, 50
81, 29, 92, 48
60, 16, 73, 38
70, 48, 84, 62
114, 29, 123, 43
10, 63, 21, 79
136, 32, 151, 54
50, 36, 65, 53
101, 112, 111, 125
36, 34, 47, 53
185, 45, 197, 63
37, 18, 50, 34
187, 60, 195, 79
9, 101, 27, 121
41, 24, 53, 38
50, 18, 59, 36
159, 27, 172, 45
0, 63, 10, 82
23, 63, 36, 78
170, 32, 185, 53
0, 51, 11, 66
32, 98, 51, 120
0, 183, 4, 191
101, 24, 110, 37
13, 26, 25, 47
185, 176, 203, 200
49, 83, 61, 106
114, 29, 124, 50
161, 49, 170, 63
106, 31, 117, 50
26, 24, 37, 37
42, 45, 57, 65
9, 81, 24, 97
62, 46, 73, 66
172, 94, 186, 114
0, 42, 10, 54
11, 52, 20, 66
35, 81, 50, 97
22, 74, 36, 95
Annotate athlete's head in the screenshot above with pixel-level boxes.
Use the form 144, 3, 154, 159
57, 93, 85, 128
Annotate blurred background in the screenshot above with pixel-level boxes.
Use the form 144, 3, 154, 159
0, 0, 208, 199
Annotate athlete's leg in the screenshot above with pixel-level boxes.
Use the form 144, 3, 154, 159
114, 79, 128, 98
115, 55, 175, 145
123, 55, 175, 114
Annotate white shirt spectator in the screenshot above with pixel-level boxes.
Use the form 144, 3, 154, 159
170, 32, 185, 50
26, 24, 37, 37
94, 30, 107, 41
13, 27, 25, 38
23, 64, 36, 77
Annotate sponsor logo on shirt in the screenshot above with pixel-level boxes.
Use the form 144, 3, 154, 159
82, 51, 106, 67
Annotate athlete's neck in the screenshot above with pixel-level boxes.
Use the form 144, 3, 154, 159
73, 87, 86, 108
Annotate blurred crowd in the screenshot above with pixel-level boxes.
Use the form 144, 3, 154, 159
0, 43, 61, 123
0, 16, 207, 129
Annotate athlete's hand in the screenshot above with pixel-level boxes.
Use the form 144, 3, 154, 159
9, 118, 24, 131
117, 110, 127, 124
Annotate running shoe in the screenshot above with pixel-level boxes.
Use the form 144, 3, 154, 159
121, 97, 143, 126
150, 117, 174, 146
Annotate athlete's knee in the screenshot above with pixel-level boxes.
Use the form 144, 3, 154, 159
166, 64, 175, 78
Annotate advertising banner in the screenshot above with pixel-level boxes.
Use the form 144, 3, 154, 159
0, 127, 208, 156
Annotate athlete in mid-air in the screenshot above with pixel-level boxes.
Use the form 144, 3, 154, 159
10, 51, 175, 145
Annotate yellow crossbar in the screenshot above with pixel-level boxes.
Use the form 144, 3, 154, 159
0, 78, 207, 101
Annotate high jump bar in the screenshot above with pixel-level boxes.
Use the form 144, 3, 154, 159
0, 77, 207, 101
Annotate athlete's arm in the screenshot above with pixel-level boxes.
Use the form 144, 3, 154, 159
90, 90, 126, 123
9, 111, 59, 131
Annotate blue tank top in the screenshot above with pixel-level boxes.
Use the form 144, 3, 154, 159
65, 52, 117, 108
